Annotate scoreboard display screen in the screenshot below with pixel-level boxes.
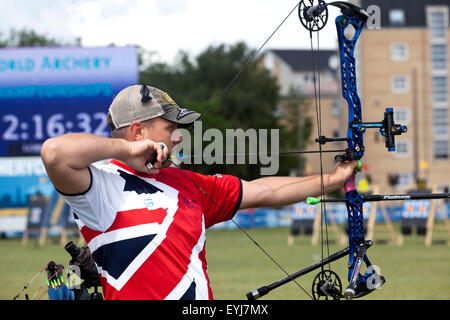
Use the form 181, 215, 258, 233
0, 46, 138, 156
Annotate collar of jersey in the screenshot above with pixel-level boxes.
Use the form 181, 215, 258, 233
110, 160, 157, 179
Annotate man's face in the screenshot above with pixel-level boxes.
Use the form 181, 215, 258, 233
140, 117, 183, 154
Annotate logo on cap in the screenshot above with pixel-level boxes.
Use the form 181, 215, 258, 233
177, 108, 195, 120
162, 92, 177, 106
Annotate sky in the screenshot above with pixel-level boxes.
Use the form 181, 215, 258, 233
0, 0, 342, 64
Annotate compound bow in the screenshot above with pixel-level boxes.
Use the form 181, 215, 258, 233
245, 0, 449, 300
161, 0, 449, 300
248, 0, 398, 300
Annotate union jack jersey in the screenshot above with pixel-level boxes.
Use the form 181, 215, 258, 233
60, 160, 242, 300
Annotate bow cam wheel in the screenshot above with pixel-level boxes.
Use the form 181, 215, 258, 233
298, 0, 329, 32
312, 269, 343, 300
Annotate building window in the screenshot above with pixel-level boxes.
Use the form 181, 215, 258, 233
391, 75, 409, 93
433, 108, 448, 136
395, 140, 411, 158
393, 107, 410, 124
332, 100, 341, 117
264, 52, 275, 72
391, 43, 409, 61
396, 172, 413, 189
389, 9, 406, 26
433, 140, 449, 159
431, 44, 447, 70
429, 10, 447, 38
432, 76, 448, 103
304, 73, 314, 83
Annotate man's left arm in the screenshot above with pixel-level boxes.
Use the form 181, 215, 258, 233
239, 161, 357, 210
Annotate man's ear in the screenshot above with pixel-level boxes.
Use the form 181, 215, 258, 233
128, 122, 144, 140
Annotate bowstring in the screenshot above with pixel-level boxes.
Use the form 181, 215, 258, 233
196, 2, 301, 123
308, 24, 331, 273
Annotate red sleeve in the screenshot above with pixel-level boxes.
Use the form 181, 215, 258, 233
182, 171, 242, 228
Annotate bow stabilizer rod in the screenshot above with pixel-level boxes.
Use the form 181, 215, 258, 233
247, 246, 349, 300
307, 192, 450, 204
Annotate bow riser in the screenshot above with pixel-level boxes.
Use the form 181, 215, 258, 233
336, 16, 366, 160
335, 12, 370, 284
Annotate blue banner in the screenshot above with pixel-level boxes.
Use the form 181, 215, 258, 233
0, 157, 54, 207
0, 46, 138, 156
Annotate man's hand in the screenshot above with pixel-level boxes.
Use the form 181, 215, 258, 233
330, 160, 359, 189
124, 139, 169, 174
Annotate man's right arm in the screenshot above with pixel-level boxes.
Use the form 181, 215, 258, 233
41, 133, 166, 195
41, 133, 130, 195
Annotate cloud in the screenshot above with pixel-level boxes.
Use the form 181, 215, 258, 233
153, 0, 189, 15
0, 0, 78, 42
0, 0, 339, 63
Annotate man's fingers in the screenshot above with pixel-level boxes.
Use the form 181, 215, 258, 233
146, 142, 168, 171
157, 143, 168, 163
155, 143, 169, 164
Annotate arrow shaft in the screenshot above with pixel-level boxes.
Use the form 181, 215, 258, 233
174, 149, 347, 159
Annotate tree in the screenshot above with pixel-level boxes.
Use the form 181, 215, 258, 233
0, 28, 79, 47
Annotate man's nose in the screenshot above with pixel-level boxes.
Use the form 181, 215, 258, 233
171, 130, 183, 145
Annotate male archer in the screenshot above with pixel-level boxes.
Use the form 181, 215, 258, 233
41, 84, 357, 299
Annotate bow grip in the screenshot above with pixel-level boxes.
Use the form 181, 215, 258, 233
343, 160, 362, 193
344, 172, 357, 193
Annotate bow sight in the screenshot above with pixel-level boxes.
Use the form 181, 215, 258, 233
322, 108, 408, 162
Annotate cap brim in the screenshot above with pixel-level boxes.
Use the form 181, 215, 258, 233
160, 105, 201, 128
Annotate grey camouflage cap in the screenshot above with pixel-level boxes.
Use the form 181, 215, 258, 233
108, 84, 201, 130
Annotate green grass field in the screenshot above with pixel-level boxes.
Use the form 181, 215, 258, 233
1, 225, 449, 300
